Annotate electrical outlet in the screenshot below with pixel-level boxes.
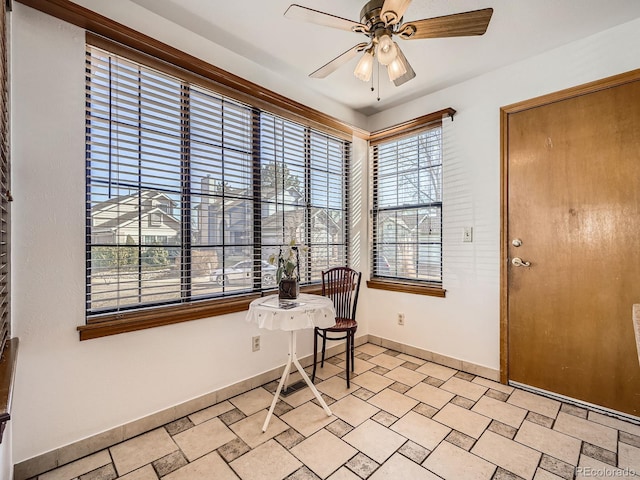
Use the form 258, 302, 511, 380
252, 335, 260, 352
398, 312, 405, 326
463, 227, 473, 243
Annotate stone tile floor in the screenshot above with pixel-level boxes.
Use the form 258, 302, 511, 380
32, 343, 640, 480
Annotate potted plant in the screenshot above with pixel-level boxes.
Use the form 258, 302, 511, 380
269, 240, 306, 299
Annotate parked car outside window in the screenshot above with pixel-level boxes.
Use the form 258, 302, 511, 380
211, 260, 276, 286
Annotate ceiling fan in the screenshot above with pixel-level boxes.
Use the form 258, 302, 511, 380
284, 0, 493, 86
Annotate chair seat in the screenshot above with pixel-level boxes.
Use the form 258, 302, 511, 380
324, 318, 357, 331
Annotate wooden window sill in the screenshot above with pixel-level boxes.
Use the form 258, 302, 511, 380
0, 338, 19, 444
366, 279, 446, 297
78, 284, 324, 340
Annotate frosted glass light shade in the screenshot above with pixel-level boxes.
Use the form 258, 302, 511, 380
354, 49, 374, 82
387, 44, 407, 81
376, 34, 397, 65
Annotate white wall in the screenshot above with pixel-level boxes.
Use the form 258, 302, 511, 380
9, 4, 369, 464
360, 17, 640, 371
10, 0, 640, 470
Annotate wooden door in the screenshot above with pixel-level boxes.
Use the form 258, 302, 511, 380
503, 72, 640, 417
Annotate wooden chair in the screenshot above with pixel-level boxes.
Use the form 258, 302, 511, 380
312, 267, 362, 388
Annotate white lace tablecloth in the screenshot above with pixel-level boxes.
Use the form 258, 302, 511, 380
247, 294, 336, 331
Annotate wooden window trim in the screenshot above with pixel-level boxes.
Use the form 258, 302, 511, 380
78, 284, 324, 340
369, 108, 456, 144
366, 279, 446, 297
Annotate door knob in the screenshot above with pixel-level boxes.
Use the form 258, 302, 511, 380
512, 257, 531, 267
512, 239, 522, 247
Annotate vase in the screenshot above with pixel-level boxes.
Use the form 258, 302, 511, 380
278, 278, 299, 300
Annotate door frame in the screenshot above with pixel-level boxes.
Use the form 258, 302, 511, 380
499, 68, 640, 384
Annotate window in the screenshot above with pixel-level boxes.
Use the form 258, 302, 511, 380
148, 212, 162, 227
85, 45, 350, 322
144, 236, 168, 245
0, 0, 9, 356
0, 0, 17, 443
371, 120, 444, 290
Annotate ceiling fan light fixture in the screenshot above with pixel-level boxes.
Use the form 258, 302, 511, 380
285, 1, 494, 91
390, 42, 415, 86
353, 47, 374, 82
387, 58, 406, 82
387, 51, 407, 81
376, 33, 397, 65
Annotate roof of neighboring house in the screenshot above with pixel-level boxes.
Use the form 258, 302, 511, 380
91, 190, 176, 215
93, 206, 181, 232
196, 185, 305, 211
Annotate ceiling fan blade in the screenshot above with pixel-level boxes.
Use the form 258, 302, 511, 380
284, 4, 367, 33
381, 0, 412, 26
399, 8, 493, 39
392, 45, 416, 86
310, 43, 369, 78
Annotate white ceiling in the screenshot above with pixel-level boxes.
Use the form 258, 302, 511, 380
128, 0, 640, 116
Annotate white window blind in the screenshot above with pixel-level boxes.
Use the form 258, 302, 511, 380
371, 123, 443, 284
86, 45, 350, 317
260, 114, 349, 283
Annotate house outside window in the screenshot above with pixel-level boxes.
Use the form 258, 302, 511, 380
371, 121, 444, 288
85, 45, 350, 322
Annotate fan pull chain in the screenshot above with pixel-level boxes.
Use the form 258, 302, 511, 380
370, 64, 374, 93
377, 61, 381, 101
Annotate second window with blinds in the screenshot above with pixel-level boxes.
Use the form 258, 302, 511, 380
371, 121, 444, 291
85, 45, 350, 319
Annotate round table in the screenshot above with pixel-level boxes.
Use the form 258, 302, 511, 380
247, 293, 336, 432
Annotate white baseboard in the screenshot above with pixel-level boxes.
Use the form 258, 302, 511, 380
366, 334, 500, 382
